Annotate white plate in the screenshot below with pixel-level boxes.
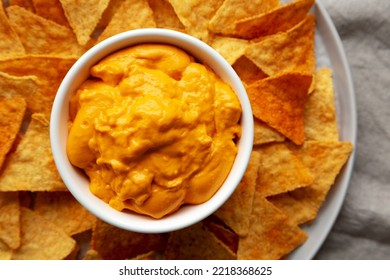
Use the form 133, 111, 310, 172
288, 0, 357, 259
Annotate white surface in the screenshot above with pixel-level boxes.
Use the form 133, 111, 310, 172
50, 29, 254, 234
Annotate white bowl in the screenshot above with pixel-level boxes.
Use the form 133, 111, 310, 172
50, 28, 253, 233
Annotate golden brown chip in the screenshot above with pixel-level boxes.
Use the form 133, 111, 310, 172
214, 150, 260, 237
255, 143, 314, 197
203, 216, 239, 253
209, 0, 280, 36
305, 68, 339, 141
31, 0, 70, 27
253, 117, 285, 146
82, 249, 103, 260
0, 192, 21, 249
245, 15, 315, 76
233, 56, 268, 86
59, 0, 110, 45
148, 0, 184, 30
237, 196, 307, 260
97, 0, 156, 43
0, 96, 26, 169
247, 72, 312, 145
210, 36, 248, 65
0, 113, 67, 192
168, 0, 224, 43
288, 141, 353, 220
9, 0, 35, 12
164, 222, 236, 260
91, 219, 167, 260
34, 191, 96, 236
0, 240, 12, 260
12, 207, 76, 260
0, 2, 25, 57
235, 0, 315, 40
6, 6, 86, 56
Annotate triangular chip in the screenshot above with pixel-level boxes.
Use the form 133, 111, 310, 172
288, 141, 353, 220
168, 0, 224, 43
33, 191, 96, 236
164, 222, 236, 259
304, 68, 339, 141
203, 216, 239, 253
148, 0, 185, 30
209, 0, 280, 36
237, 196, 307, 260
0, 96, 26, 169
91, 219, 167, 260
31, 0, 70, 27
97, 0, 156, 43
246, 72, 312, 145
214, 150, 260, 237
253, 117, 285, 146
235, 0, 315, 39
233, 55, 268, 86
0, 113, 67, 192
0, 192, 21, 249
255, 143, 314, 197
6, 6, 85, 56
210, 36, 248, 65
59, 0, 110, 45
12, 207, 76, 260
245, 15, 315, 76
0, 2, 25, 57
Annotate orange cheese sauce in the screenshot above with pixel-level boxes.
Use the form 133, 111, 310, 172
67, 44, 241, 219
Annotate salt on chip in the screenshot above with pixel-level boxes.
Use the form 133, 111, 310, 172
245, 15, 315, 77
0, 192, 21, 249
97, 0, 156, 43
34, 191, 96, 236
31, 0, 70, 27
304, 68, 339, 141
253, 117, 285, 146
91, 219, 167, 260
59, 0, 110, 45
237, 195, 307, 260
0, 113, 67, 192
0, 2, 25, 57
232, 56, 268, 86
6, 6, 86, 56
168, 0, 224, 43
164, 222, 236, 260
246, 72, 312, 145
214, 150, 260, 237
255, 143, 314, 197
148, 0, 185, 30
12, 207, 76, 260
0, 96, 26, 169
209, 0, 280, 36
210, 36, 248, 65
235, 0, 315, 40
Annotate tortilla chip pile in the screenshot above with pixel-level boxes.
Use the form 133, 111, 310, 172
0, 0, 353, 260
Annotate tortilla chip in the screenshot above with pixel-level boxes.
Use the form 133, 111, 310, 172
83, 249, 102, 260
203, 216, 239, 253
0, 96, 26, 169
247, 72, 312, 145
59, 0, 110, 45
255, 143, 313, 197
12, 207, 76, 260
305, 68, 339, 141
31, 0, 69, 27
209, 0, 280, 36
237, 196, 307, 260
0, 192, 21, 249
91, 219, 167, 260
233, 56, 268, 86
245, 15, 315, 77
0, 2, 25, 57
164, 222, 236, 259
235, 0, 315, 40
97, 0, 156, 43
0, 113, 67, 192
9, 0, 35, 12
0, 56, 77, 118
214, 150, 260, 237
253, 117, 285, 146
0, 240, 12, 260
148, 0, 184, 30
7, 6, 85, 56
168, 0, 224, 43
210, 36, 248, 65
34, 191, 96, 236
288, 141, 353, 220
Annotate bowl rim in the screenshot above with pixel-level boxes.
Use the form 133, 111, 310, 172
50, 28, 254, 233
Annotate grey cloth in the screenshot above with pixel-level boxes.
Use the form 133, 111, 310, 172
315, 0, 390, 259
